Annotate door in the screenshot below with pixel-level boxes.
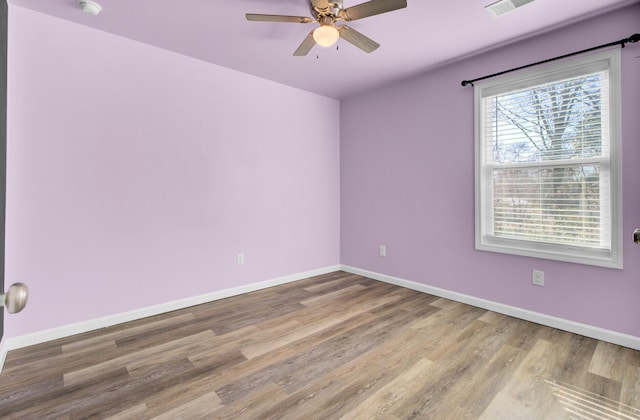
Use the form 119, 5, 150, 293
1, 0, 8, 341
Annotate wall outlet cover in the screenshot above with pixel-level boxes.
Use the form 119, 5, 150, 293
379, 245, 386, 257
532, 270, 544, 286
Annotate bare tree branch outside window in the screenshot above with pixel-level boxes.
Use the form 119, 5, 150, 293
488, 74, 604, 246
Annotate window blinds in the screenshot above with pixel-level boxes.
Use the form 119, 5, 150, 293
481, 69, 611, 250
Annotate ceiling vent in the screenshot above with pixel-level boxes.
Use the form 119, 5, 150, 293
485, 0, 534, 17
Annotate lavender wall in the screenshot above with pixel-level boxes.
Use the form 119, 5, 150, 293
4, 7, 340, 338
3, 3, 638, 351
341, 5, 640, 337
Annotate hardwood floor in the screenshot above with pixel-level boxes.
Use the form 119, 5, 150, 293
1, 271, 639, 419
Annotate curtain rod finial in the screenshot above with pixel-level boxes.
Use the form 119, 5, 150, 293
461, 80, 473, 87
629, 33, 640, 44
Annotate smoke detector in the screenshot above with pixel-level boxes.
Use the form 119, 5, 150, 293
78, 0, 102, 16
485, 0, 534, 17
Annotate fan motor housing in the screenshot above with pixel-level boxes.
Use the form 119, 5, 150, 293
311, 0, 343, 19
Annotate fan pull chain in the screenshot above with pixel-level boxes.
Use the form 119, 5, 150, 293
315, 42, 339, 59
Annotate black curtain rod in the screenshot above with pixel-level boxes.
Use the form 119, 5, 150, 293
461, 33, 640, 87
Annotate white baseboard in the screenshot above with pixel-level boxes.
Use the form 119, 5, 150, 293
341, 265, 640, 351
0, 339, 6, 376
0, 265, 340, 374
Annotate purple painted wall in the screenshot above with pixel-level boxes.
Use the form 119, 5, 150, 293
3, 7, 340, 338
341, 5, 640, 337
2, 2, 639, 351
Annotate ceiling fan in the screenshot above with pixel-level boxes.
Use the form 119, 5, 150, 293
246, 0, 407, 56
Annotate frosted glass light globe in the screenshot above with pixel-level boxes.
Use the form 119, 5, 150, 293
313, 25, 340, 47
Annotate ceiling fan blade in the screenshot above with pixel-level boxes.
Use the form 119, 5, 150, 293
246, 14, 314, 23
293, 31, 316, 56
338, 25, 380, 53
340, 0, 407, 21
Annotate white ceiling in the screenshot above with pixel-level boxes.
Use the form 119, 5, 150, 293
9, 0, 639, 99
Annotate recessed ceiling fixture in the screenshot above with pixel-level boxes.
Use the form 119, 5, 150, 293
485, 0, 534, 17
78, 0, 102, 16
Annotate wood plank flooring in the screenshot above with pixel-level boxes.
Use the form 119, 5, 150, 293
1, 271, 639, 419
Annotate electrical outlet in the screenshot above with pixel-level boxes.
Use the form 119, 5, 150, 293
379, 245, 386, 257
532, 270, 544, 286
237, 253, 245, 266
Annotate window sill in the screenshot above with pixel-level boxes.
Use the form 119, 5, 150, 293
476, 236, 623, 269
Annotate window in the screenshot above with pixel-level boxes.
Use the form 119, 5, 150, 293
474, 49, 622, 268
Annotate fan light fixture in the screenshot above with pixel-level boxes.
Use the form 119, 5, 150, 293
245, 0, 408, 56
313, 25, 340, 47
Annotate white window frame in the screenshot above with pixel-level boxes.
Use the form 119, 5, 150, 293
474, 49, 622, 269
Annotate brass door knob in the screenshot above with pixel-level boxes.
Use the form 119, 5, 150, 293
1, 283, 28, 314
